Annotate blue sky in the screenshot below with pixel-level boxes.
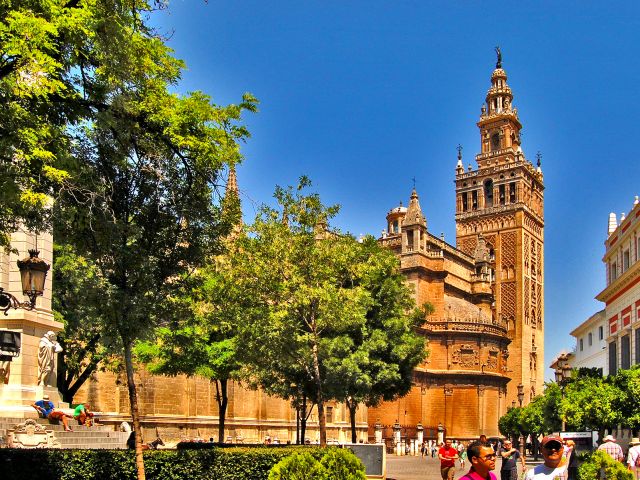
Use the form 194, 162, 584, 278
152, 1, 640, 378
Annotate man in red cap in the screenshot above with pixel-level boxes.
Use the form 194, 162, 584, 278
524, 435, 568, 479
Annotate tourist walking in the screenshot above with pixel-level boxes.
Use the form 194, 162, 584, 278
525, 435, 568, 479
500, 439, 525, 480
627, 437, 640, 479
597, 434, 624, 462
460, 441, 497, 480
459, 442, 468, 469
439, 438, 459, 480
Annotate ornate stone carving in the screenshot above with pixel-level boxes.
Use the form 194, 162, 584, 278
486, 348, 499, 370
451, 344, 480, 368
500, 281, 516, 321
7, 419, 59, 448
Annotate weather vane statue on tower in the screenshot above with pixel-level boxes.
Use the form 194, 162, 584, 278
495, 46, 502, 69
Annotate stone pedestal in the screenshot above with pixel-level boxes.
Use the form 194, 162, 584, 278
0, 231, 62, 417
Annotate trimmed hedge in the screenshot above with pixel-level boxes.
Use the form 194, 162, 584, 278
0, 447, 328, 480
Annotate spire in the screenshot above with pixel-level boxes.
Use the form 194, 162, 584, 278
226, 164, 239, 199
456, 144, 464, 175
476, 48, 523, 165
402, 188, 427, 228
222, 164, 242, 234
495, 46, 502, 69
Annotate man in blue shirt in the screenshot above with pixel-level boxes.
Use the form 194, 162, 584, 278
32, 394, 72, 431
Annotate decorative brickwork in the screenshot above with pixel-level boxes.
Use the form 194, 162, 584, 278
454, 58, 545, 411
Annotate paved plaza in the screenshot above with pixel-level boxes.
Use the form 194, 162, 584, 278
386, 454, 530, 480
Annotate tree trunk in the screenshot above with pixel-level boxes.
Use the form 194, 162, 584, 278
311, 341, 326, 446
295, 402, 300, 444
214, 379, 228, 443
347, 399, 358, 443
124, 340, 146, 480
300, 394, 308, 444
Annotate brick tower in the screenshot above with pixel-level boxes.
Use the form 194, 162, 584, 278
454, 50, 545, 406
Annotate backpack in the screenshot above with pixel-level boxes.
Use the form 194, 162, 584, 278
636, 450, 640, 468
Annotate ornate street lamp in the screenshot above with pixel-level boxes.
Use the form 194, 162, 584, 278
554, 355, 572, 431
0, 249, 50, 315
517, 383, 524, 407
516, 383, 525, 458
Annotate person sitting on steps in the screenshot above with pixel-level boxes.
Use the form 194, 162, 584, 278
31, 394, 73, 431
73, 403, 95, 426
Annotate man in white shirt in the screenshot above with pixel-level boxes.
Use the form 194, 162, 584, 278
525, 435, 568, 480
627, 437, 640, 479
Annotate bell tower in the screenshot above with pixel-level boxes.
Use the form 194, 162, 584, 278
455, 49, 544, 407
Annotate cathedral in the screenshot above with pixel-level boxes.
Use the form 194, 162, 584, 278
368, 53, 545, 440
0, 53, 544, 445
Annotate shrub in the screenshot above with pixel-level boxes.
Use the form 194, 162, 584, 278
268, 448, 366, 480
268, 452, 328, 480
577, 450, 633, 480
320, 448, 366, 480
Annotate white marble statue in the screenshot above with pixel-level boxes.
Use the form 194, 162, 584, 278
37, 331, 63, 386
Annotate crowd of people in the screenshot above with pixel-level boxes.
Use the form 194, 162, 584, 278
417, 432, 640, 480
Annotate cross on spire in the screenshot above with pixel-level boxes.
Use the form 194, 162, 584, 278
536, 151, 542, 167
457, 144, 463, 160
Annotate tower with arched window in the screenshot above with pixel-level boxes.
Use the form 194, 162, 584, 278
455, 54, 545, 406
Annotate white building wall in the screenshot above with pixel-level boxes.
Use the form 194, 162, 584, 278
570, 310, 607, 373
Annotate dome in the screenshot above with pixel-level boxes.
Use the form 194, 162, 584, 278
444, 295, 492, 323
491, 68, 507, 79
388, 205, 407, 215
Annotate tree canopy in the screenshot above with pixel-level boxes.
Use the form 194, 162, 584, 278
3, 2, 257, 479
231, 178, 426, 446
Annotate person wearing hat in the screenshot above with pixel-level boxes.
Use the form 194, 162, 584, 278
627, 437, 640, 478
597, 434, 623, 461
31, 394, 72, 431
500, 439, 525, 480
524, 435, 568, 479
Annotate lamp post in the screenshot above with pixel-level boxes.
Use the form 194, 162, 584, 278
517, 383, 525, 458
554, 355, 572, 432
0, 249, 50, 315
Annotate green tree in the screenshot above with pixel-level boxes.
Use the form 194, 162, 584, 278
498, 406, 525, 441
611, 366, 640, 433
520, 383, 562, 437
233, 178, 424, 446
52, 243, 114, 403
136, 262, 244, 443
0, 1, 176, 249
323, 237, 428, 442
561, 375, 622, 441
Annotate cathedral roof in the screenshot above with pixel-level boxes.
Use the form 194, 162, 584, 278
388, 204, 407, 215
401, 188, 426, 228
444, 295, 492, 323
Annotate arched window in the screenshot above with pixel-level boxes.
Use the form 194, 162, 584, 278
484, 179, 494, 207
491, 132, 500, 150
